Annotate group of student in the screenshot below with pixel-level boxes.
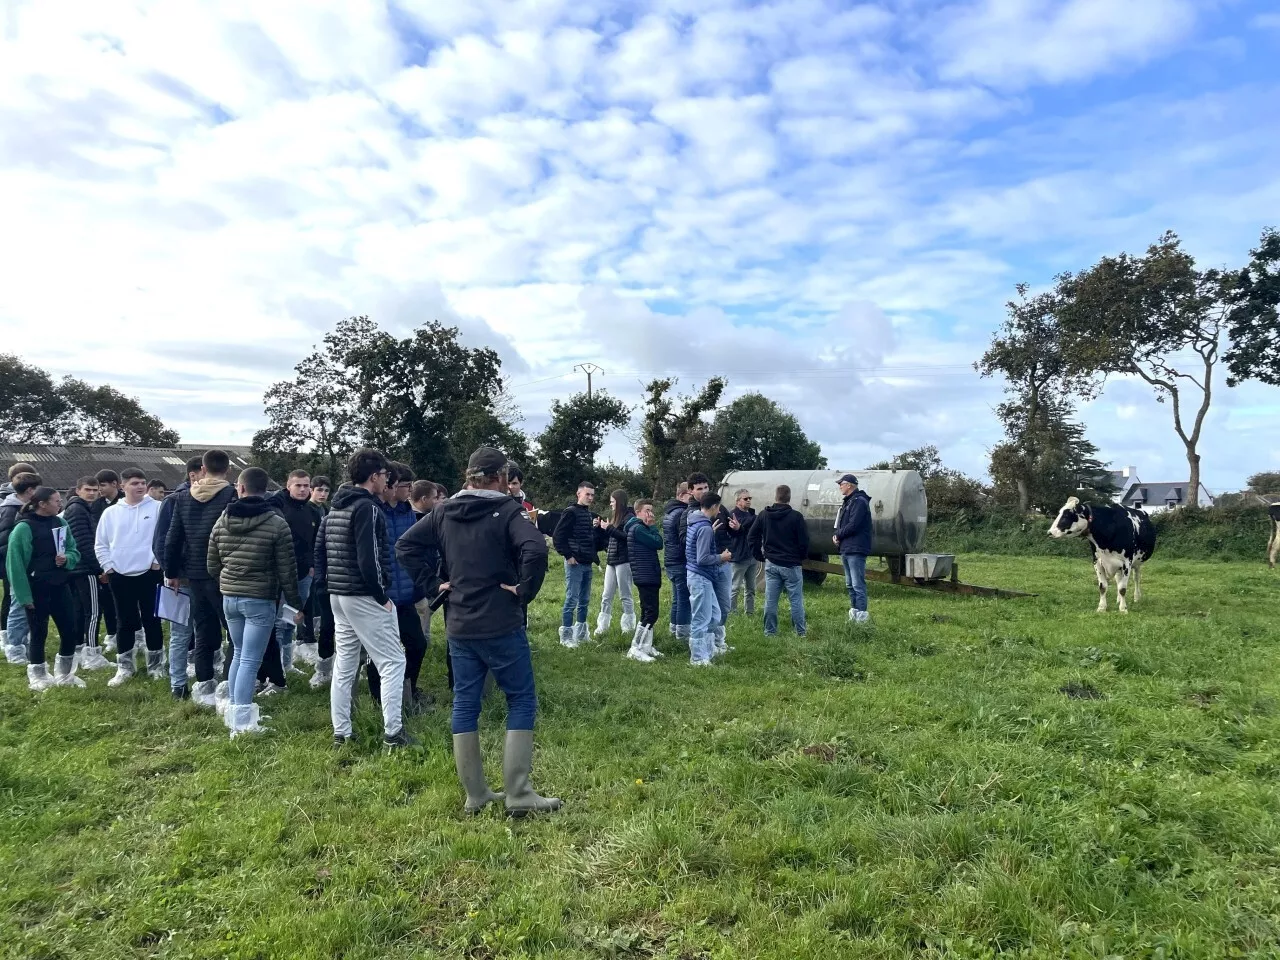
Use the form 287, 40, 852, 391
550, 471, 873, 667
0, 446, 873, 817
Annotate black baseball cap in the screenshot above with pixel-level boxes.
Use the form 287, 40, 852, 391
467, 446, 507, 475
838, 474, 858, 485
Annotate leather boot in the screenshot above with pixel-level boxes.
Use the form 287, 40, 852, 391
453, 732, 505, 814
502, 729, 562, 818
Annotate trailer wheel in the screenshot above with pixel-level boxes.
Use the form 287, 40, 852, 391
804, 554, 828, 586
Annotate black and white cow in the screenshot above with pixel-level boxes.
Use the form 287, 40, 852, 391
1268, 504, 1280, 569
1049, 496, 1156, 613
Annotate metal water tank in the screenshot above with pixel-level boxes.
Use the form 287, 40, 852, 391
718, 469, 928, 559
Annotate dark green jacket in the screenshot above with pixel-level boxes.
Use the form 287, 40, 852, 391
207, 497, 301, 606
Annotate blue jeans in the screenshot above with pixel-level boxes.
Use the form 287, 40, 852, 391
842, 554, 868, 612
449, 629, 537, 734
688, 573, 720, 663
223, 596, 277, 706
763, 561, 806, 636
665, 565, 690, 627
275, 574, 313, 647
6, 597, 29, 650
168, 585, 193, 690
713, 564, 732, 628
561, 561, 593, 627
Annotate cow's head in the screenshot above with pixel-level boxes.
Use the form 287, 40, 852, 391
1049, 496, 1091, 539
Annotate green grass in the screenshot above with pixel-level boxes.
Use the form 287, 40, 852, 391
2, 555, 1279, 959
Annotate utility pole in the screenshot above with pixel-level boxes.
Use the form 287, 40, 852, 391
574, 362, 603, 398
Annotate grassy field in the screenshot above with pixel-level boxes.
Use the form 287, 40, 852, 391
1, 554, 1278, 960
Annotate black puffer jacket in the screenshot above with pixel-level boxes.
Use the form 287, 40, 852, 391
604, 507, 635, 566
397, 489, 548, 641
268, 489, 322, 575
322, 486, 390, 605
553, 503, 598, 565
207, 497, 302, 605
625, 515, 664, 586
62, 494, 101, 575
163, 478, 236, 581
661, 499, 687, 566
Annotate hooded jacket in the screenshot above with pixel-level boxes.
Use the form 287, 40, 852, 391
267, 488, 323, 576
552, 502, 599, 565
727, 506, 757, 562
835, 489, 873, 556
0, 493, 24, 577
207, 496, 301, 605
164, 477, 235, 581
679, 500, 733, 555
604, 506, 635, 566
661, 498, 688, 567
747, 503, 811, 567
381, 498, 418, 606
396, 489, 548, 641
625, 515, 664, 586
62, 494, 102, 576
321, 486, 390, 605
95, 496, 161, 576
5, 513, 80, 606
152, 480, 190, 565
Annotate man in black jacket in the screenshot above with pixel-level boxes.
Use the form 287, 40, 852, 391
89, 469, 121, 651
727, 489, 758, 616
747, 484, 810, 637
321, 448, 411, 751
661, 483, 691, 640
265, 470, 322, 677
163, 449, 236, 706
62, 477, 113, 671
552, 481, 599, 648
397, 446, 556, 817
153, 456, 203, 699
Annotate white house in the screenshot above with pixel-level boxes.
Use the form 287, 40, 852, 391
1106, 465, 1214, 513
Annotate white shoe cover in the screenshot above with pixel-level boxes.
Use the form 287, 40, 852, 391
620, 612, 636, 634
78, 645, 112, 671
53, 654, 86, 687
27, 663, 55, 691
107, 658, 135, 687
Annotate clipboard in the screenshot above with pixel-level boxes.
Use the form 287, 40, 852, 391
155, 585, 191, 625
53, 526, 67, 557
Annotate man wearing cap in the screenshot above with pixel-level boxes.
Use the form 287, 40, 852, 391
833, 474, 873, 624
396, 446, 559, 818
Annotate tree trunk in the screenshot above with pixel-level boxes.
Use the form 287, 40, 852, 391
1016, 477, 1030, 514
1186, 448, 1201, 511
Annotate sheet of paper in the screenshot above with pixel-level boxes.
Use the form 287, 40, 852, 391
54, 526, 67, 557
155, 585, 191, 625
279, 602, 300, 620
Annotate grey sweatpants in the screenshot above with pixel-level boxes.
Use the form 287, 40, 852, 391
598, 562, 635, 624
731, 559, 758, 614
330, 594, 406, 738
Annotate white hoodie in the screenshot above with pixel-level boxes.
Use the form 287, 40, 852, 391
95, 497, 160, 576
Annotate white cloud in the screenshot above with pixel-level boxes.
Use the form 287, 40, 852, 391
0, 0, 1277, 491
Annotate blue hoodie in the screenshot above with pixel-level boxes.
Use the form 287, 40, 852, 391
684, 511, 720, 581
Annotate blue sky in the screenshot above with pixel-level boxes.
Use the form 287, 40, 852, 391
1, 0, 1277, 491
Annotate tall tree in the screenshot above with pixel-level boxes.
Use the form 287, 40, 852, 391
640, 376, 726, 498
867, 445, 989, 514
0, 354, 178, 446
252, 344, 361, 483
976, 285, 1096, 513
1055, 231, 1228, 506
987, 396, 1111, 513
533, 391, 631, 499
1225, 226, 1280, 386
253, 316, 521, 485
706, 393, 826, 480
0, 355, 67, 443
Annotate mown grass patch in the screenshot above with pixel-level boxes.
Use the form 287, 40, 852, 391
1, 554, 1278, 959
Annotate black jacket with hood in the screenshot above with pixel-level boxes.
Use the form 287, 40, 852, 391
322, 486, 390, 605
164, 477, 236, 581
747, 502, 811, 567
62, 494, 102, 575
397, 489, 548, 641
727, 506, 757, 562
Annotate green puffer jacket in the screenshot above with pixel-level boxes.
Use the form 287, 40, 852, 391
207, 496, 302, 607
